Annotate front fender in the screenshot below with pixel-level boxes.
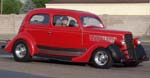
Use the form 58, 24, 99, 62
72, 41, 112, 62
135, 44, 149, 61
108, 44, 125, 62
4, 31, 38, 56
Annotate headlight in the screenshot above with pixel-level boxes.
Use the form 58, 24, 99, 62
134, 38, 141, 45
137, 40, 141, 44
121, 40, 126, 45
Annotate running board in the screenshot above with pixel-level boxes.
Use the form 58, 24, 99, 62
35, 54, 73, 62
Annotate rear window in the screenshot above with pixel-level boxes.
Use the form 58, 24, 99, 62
30, 14, 50, 25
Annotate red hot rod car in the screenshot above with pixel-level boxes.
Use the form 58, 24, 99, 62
3, 8, 149, 69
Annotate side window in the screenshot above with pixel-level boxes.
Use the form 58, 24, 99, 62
53, 15, 78, 27
30, 14, 50, 25
81, 16, 103, 28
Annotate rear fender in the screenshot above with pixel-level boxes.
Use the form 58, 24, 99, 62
4, 32, 38, 56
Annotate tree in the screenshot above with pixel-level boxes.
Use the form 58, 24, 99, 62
32, 0, 50, 8
3, 0, 22, 14
0, 0, 1, 14
20, 0, 36, 14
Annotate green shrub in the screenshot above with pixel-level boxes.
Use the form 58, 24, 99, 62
32, 0, 50, 8
3, 0, 22, 14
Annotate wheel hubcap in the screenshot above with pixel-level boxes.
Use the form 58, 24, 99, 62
15, 43, 27, 58
94, 51, 108, 66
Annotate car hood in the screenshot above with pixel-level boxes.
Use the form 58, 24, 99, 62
83, 27, 132, 40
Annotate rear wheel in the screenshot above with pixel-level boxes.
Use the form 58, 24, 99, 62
12, 40, 32, 62
90, 49, 113, 69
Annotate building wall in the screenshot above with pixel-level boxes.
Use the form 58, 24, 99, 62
0, 14, 25, 34
0, 14, 149, 40
49, 0, 149, 3
101, 15, 150, 36
46, 3, 150, 15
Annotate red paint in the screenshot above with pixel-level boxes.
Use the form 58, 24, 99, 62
4, 8, 144, 63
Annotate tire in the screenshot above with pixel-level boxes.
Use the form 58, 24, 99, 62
12, 40, 32, 62
90, 48, 113, 69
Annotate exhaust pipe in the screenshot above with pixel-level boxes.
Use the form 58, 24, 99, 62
0, 39, 9, 49
1, 45, 5, 49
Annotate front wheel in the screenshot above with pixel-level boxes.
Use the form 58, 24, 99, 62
90, 49, 113, 69
12, 40, 32, 62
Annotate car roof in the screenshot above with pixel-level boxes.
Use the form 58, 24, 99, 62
29, 8, 97, 17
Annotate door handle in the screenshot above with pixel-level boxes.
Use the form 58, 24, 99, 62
48, 32, 52, 34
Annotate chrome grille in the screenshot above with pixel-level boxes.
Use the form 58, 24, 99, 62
125, 34, 136, 59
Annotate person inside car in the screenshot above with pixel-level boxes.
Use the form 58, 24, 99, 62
69, 20, 76, 27
53, 16, 62, 26
62, 16, 69, 26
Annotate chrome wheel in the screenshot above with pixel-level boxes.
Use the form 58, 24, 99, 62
15, 43, 27, 58
94, 51, 108, 66
13, 40, 32, 62
90, 49, 112, 69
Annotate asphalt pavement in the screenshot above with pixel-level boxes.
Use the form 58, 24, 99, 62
0, 42, 150, 78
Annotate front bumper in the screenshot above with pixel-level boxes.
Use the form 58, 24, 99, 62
109, 44, 149, 63
127, 56, 149, 63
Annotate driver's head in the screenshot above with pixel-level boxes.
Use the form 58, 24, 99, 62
62, 16, 68, 26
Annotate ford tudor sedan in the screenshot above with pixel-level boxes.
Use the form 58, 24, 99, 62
3, 8, 149, 69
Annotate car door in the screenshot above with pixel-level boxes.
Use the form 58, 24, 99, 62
47, 15, 83, 56
25, 13, 51, 46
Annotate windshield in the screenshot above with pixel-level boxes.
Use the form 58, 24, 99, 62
81, 16, 104, 28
